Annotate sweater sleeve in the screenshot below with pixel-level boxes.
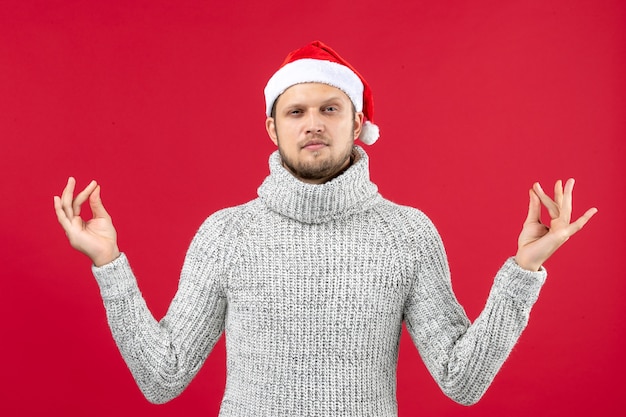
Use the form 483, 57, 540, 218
91, 213, 233, 404
403, 214, 546, 406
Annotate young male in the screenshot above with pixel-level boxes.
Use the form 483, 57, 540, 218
54, 41, 597, 416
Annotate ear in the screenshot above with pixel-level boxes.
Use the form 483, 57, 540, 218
265, 117, 278, 146
353, 112, 364, 140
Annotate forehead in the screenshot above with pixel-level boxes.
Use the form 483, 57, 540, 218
276, 82, 352, 107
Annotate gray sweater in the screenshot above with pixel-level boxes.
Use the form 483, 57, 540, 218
93, 146, 546, 416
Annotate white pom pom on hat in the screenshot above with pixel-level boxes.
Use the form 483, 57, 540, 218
264, 40, 380, 145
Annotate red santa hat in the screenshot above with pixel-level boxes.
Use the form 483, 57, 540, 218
264, 40, 379, 145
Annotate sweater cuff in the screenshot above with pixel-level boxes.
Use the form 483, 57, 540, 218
91, 253, 140, 300
492, 257, 547, 307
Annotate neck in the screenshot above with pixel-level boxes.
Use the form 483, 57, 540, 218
258, 145, 381, 224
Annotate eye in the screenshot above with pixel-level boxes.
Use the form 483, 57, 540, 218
324, 106, 338, 112
287, 109, 302, 116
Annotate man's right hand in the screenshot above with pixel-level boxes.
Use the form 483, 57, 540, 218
54, 177, 120, 267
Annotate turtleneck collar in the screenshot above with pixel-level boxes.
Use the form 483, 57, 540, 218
257, 146, 382, 224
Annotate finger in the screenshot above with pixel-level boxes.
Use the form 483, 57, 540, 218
53, 195, 72, 231
60, 177, 77, 219
89, 185, 110, 219
72, 180, 98, 216
568, 207, 598, 235
560, 178, 575, 222
554, 179, 564, 208
533, 182, 560, 219
525, 188, 542, 223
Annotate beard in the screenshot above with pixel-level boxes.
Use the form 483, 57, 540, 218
277, 136, 355, 183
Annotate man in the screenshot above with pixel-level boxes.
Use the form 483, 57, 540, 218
54, 41, 597, 416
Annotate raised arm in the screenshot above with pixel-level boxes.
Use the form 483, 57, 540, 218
404, 180, 596, 405
53, 177, 228, 403
53, 177, 120, 266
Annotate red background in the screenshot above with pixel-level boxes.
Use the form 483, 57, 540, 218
1, 1, 624, 416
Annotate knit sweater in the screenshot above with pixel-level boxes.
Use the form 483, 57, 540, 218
92, 146, 546, 416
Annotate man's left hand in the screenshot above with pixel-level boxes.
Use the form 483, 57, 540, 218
515, 178, 597, 271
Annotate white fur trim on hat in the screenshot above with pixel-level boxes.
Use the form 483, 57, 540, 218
264, 58, 364, 116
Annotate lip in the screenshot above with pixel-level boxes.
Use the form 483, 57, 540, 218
302, 140, 328, 151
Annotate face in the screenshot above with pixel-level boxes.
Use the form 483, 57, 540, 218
266, 83, 364, 184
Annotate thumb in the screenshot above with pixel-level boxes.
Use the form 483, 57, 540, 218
89, 185, 111, 219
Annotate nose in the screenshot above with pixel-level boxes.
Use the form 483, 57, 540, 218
305, 111, 324, 134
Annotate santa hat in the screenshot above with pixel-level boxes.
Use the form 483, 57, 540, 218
264, 40, 379, 145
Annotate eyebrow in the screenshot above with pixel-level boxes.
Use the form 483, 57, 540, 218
319, 96, 346, 106
284, 96, 346, 108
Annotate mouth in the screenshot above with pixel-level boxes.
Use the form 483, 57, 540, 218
302, 140, 328, 151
